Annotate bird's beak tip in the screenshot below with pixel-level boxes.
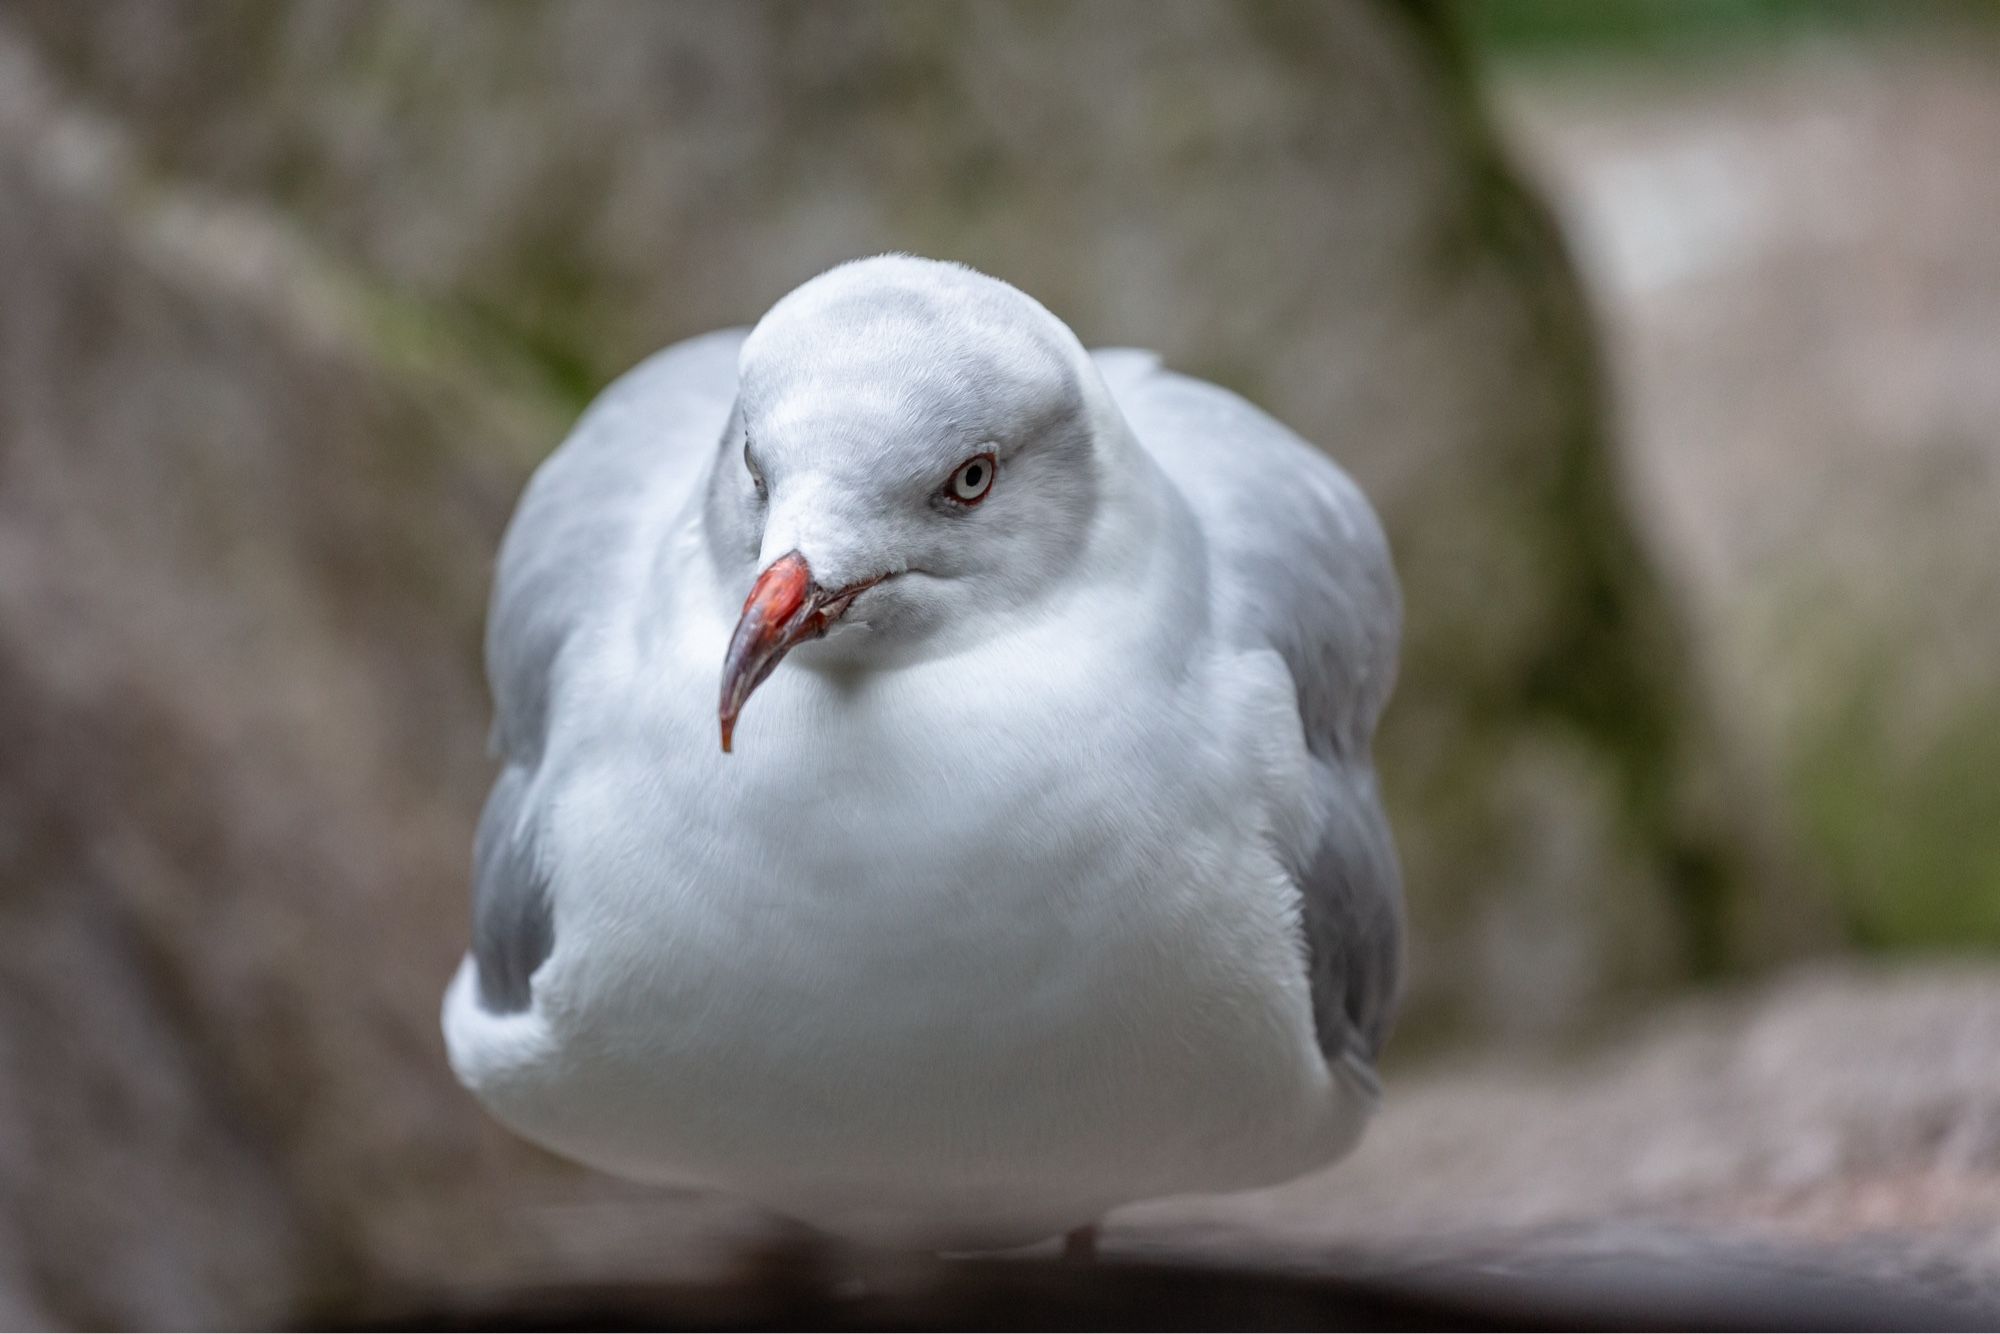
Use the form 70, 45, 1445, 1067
717, 550, 818, 754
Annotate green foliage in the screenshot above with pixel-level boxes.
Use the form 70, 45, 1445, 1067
1451, 0, 1997, 60
1794, 687, 2000, 951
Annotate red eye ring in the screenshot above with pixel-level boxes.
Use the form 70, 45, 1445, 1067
945, 452, 996, 505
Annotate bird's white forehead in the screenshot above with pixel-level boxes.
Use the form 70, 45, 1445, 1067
755, 380, 909, 442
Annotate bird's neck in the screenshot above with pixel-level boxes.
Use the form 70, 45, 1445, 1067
1065, 382, 1211, 646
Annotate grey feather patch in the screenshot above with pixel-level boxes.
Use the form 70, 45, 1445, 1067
1298, 763, 1404, 1063
472, 764, 553, 1014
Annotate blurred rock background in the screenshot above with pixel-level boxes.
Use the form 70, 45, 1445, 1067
0, 0, 1994, 1325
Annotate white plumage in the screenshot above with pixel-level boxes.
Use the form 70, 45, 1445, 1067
442, 256, 1402, 1246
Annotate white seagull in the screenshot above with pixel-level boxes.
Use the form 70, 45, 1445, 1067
442, 255, 1403, 1253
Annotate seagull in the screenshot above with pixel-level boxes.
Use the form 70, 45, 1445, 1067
442, 255, 1403, 1255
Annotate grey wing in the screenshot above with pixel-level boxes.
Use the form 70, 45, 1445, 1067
1097, 349, 1405, 1067
471, 764, 550, 1012
471, 329, 747, 1014
1296, 762, 1403, 1064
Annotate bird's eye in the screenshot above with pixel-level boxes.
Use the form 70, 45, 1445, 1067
945, 452, 996, 506
744, 442, 766, 499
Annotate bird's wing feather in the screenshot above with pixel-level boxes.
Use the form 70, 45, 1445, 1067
1096, 348, 1404, 1067
471, 762, 549, 1012
472, 329, 746, 1012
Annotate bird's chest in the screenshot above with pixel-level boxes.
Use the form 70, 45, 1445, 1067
537, 629, 1301, 1049
516, 626, 1335, 1201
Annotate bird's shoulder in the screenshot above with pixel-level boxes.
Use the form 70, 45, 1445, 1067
1095, 347, 1405, 1067
1094, 348, 1399, 761
486, 328, 746, 765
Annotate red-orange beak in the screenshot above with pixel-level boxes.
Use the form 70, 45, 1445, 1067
719, 551, 883, 753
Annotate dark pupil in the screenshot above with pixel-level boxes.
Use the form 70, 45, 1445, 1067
963, 464, 984, 488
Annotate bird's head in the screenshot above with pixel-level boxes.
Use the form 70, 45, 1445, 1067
713, 256, 1105, 751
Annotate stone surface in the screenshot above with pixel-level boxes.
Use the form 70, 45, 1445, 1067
1495, 37, 2000, 950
